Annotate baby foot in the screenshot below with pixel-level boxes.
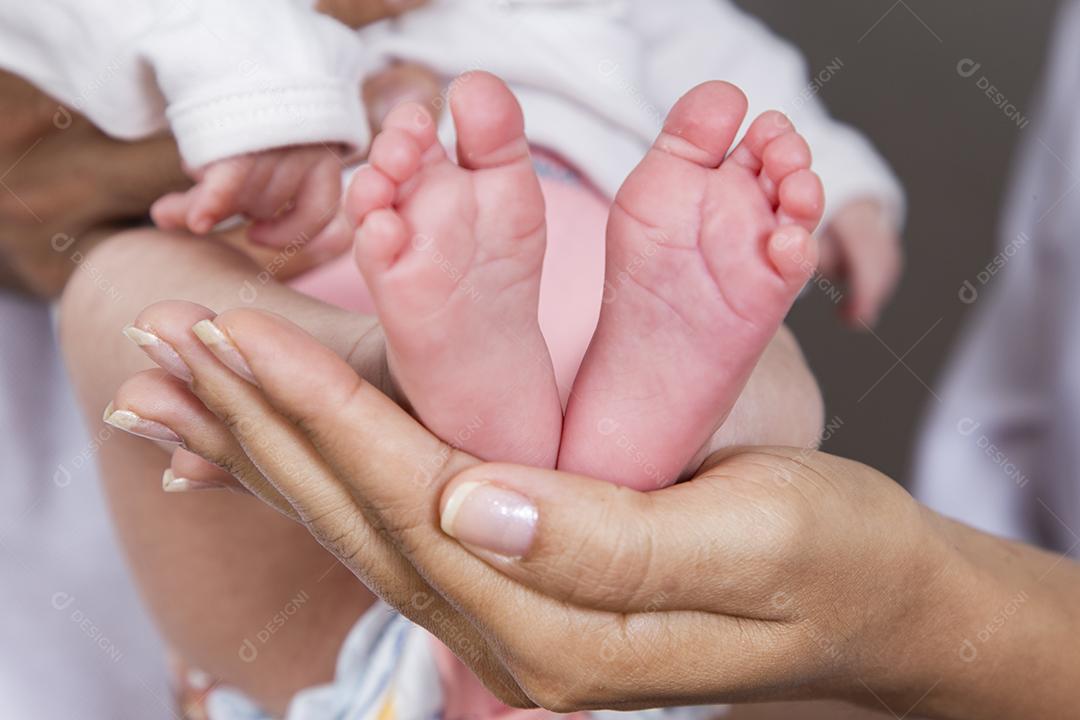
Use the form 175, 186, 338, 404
345, 72, 562, 467
559, 82, 824, 490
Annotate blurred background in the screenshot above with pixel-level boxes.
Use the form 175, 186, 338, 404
741, 0, 1061, 482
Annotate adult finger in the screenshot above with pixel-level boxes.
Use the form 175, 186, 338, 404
316, 0, 429, 29
108, 365, 296, 516
129, 301, 363, 523
104, 365, 256, 494
436, 452, 817, 618
133, 301, 528, 705
206, 307, 475, 543
107, 369, 241, 493
185, 308, 833, 709
170, 447, 245, 493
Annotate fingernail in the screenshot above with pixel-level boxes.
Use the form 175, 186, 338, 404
191, 320, 257, 385
440, 480, 537, 558
122, 325, 193, 382
162, 469, 222, 493
103, 402, 183, 444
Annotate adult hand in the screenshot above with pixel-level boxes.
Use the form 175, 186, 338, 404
0, 72, 328, 297
817, 198, 902, 328
316, 0, 429, 29
105, 304, 1080, 718
0, 71, 189, 297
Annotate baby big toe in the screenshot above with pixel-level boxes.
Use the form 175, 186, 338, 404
655, 81, 748, 167
447, 71, 532, 170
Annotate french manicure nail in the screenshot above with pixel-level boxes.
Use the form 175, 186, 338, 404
191, 320, 257, 385
162, 469, 222, 493
122, 325, 193, 382
440, 480, 537, 558
103, 402, 183, 444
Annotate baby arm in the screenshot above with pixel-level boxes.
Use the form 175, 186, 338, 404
0, 0, 370, 254
142, 0, 370, 253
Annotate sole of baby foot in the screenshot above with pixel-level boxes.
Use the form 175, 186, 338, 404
346, 71, 562, 468
559, 81, 824, 490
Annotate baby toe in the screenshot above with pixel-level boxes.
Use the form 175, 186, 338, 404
729, 110, 793, 173
777, 169, 825, 232
767, 225, 818, 288
762, 131, 812, 186
369, 127, 423, 183
381, 101, 441, 155
354, 207, 410, 276
345, 165, 397, 227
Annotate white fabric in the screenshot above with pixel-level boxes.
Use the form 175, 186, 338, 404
0, 0, 903, 226
0, 293, 171, 718
0, 0, 370, 167
360, 0, 905, 227
912, 0, 1080, 553
208, 602, 443, 720
206, 600, 727, 720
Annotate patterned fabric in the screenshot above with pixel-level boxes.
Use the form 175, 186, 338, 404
183, 601, 726, 720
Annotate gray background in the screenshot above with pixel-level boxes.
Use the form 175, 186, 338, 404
737, 0, 1061, 481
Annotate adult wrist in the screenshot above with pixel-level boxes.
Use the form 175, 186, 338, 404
871, 510, 1080, 719
821, 502, 977, 717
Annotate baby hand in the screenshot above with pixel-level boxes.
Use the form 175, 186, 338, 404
151, 145, 349, 255
816, 198, 903, 327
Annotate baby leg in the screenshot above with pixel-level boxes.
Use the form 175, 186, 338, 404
59, 229, 381, 714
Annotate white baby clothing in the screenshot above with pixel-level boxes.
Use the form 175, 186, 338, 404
0, 0, 904, 227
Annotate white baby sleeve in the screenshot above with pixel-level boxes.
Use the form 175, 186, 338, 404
0, 0, 369, 169
631, 0, 906, 229
147, 0, 370, 168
